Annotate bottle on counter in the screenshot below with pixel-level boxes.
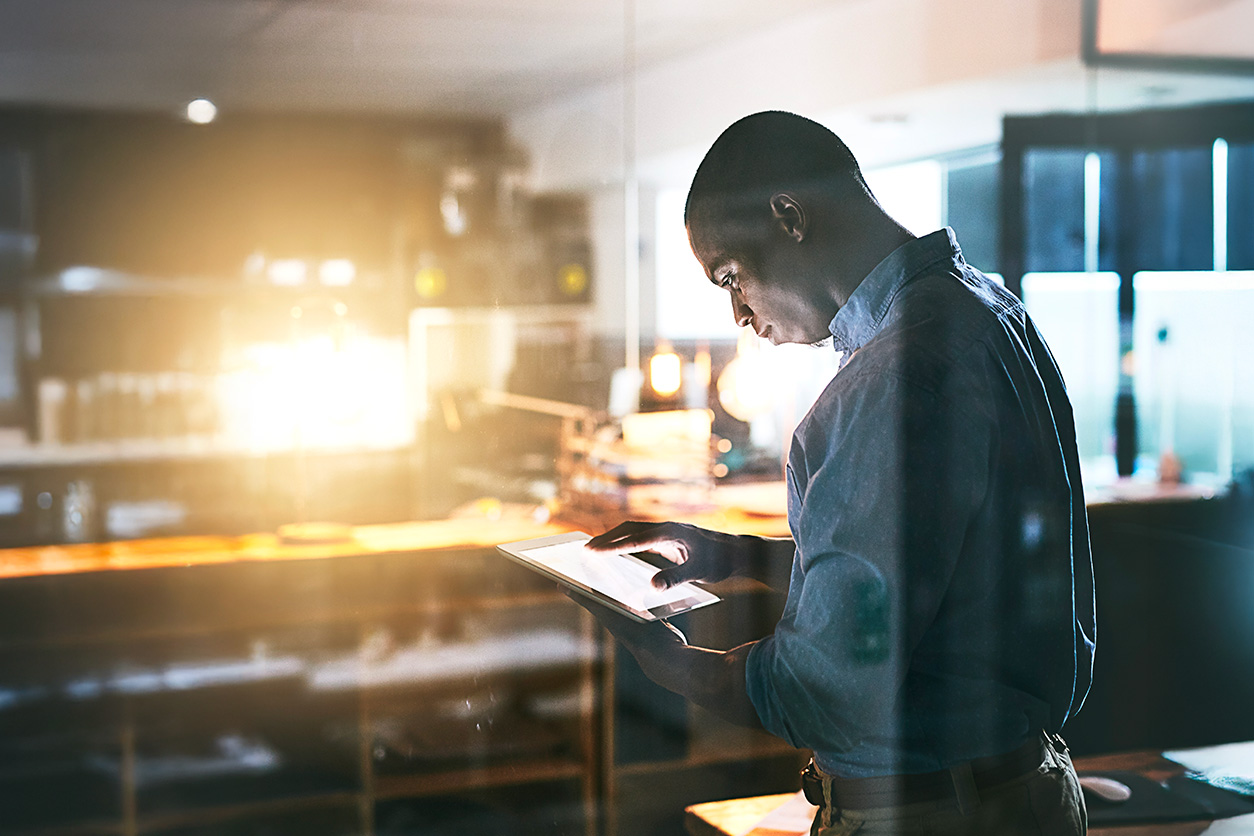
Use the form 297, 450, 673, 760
62, 479, 98, 543
74, 378, 96, 442
37, 377, 68, 444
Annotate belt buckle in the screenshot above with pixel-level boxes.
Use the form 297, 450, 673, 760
800, 761, 826, 807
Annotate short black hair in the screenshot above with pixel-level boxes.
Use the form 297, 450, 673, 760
684, 111, 870, 246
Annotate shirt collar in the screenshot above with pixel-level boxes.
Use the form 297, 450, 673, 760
828, 227, 962, 355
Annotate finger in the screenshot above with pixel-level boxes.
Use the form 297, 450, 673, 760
651, 564, 698, 589
587, 521, 654, 546
586, 521, 650, 549
587, 522, 682, 554
586, 530, 672, 553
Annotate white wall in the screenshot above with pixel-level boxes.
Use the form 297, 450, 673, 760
509, 0, 1083, 193
588, 183, 657, 343
654, 188, 740, 341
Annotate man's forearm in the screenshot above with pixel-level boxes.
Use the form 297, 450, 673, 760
738, 535, 791, 591
628, 639, 764, 729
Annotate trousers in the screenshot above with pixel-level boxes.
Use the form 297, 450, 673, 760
809, 733, 1087, 836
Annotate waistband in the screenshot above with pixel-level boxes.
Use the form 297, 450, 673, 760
801, 733, 1061, 815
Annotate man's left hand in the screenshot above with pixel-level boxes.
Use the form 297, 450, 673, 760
564, 590, 685, 661
563, 590, 764, 730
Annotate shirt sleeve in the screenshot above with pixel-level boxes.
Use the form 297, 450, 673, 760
746, 371, 992, 753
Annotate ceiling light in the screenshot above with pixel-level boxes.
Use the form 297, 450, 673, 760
716, 329, 777, 422
319, 259, 356, 287
649, 342, 682, 397
185, 98, 217, 125
266, 259, 307, 286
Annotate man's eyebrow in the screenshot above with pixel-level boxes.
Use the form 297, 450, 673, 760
706, 261, 730, 285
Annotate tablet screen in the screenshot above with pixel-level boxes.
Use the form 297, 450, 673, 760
519, 538, 717, 616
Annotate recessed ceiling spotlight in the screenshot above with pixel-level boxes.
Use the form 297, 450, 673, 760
185, 98, 217, 125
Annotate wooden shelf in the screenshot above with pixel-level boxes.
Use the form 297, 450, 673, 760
0, 589, 577, 653
4, 821, 124, 836
0, 438, 411, 469
615, 741, 803, 778
362, 668, 588, 711
133, 791, 360, 834
373, 758, 585, 799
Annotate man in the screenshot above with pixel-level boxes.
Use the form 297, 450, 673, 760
574, 111, 1096, 835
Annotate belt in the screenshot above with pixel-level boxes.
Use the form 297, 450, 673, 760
800, 734, 1054, 815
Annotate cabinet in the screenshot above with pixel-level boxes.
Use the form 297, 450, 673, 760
0, 523, 601, 836
1063, 494, 1254, 758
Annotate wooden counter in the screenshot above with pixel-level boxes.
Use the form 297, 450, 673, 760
0, 481, 790, 583
0, 474, 1223, 582
0, 513, 570, 581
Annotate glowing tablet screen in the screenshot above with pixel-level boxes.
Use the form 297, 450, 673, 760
501, 533, 720, 621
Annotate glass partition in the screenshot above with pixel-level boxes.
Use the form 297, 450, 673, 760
5, 4, 1254, 836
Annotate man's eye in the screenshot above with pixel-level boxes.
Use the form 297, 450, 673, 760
720, 272, 736, 289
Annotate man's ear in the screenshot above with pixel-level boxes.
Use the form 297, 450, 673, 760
770, 193, 806, 243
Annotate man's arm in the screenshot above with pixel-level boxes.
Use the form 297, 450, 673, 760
573, 592, 763, 728
586, 520, 789, 591
748, 373, 993, 752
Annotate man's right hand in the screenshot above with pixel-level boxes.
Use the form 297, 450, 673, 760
585, 521, 760, 589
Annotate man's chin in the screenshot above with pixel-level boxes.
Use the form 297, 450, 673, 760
768, 328, 832, 348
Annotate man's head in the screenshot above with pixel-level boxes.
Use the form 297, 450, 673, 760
685, 111, 909, 345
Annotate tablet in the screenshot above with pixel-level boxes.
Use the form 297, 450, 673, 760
497, 531, 721, 622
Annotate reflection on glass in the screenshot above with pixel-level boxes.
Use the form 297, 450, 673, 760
1021, 272, 1120, 481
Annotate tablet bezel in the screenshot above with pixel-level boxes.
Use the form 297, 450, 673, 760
497, 531, 721, 623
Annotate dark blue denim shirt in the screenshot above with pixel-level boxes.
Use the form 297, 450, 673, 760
746, 229, 1097, 778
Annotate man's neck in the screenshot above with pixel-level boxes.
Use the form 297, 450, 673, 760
829, 215, 916, 308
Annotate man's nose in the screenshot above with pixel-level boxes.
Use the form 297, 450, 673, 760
731, 292, 753, 328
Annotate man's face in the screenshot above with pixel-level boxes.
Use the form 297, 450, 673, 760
688, 220, 834, 346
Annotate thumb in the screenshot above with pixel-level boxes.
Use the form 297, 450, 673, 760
651, 564, 695, 589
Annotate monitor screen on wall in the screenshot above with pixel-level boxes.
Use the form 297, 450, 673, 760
1085, 0, 1254, 72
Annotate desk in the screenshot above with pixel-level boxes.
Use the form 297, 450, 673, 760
685, 751, 1233, 836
